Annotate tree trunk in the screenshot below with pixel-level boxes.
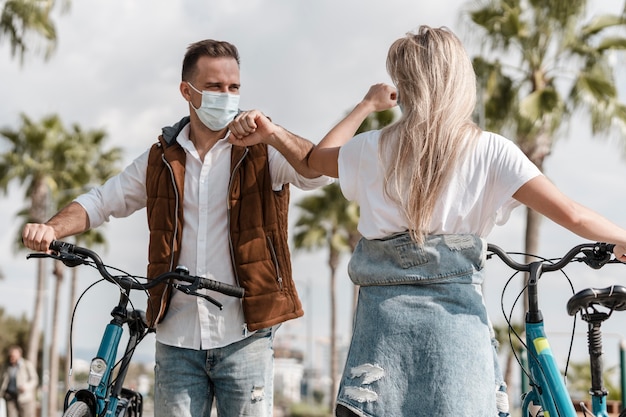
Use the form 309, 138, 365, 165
28, 259, 46, 366
503, 349, 514, 390
330, 267, 338, 412
48, 260, 64, 415
65, 267, 78, 391
27, 178, 50, 367
328, 246, 339, 413
349, 233, 360, 334
520, 145, 547, 315
522, 207, 543, 310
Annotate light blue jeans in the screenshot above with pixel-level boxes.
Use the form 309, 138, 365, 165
336, 233, 501, 417
154, 327, 275, 417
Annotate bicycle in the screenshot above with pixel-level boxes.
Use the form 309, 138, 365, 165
27, 240, 245, 417
487, 242, 626, 417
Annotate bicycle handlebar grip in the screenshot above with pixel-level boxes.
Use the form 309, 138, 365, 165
49, 240, 75, 253
199, 278, 245, 298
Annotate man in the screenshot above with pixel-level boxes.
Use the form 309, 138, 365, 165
22, 39, 331, 417
0, 346, 38, 417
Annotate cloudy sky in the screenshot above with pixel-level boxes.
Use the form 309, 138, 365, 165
1, 0, 626, 389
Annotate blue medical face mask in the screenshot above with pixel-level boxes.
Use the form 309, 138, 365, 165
188, 82, 240, 131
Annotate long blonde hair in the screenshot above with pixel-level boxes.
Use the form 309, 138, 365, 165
380, 25, 481, 243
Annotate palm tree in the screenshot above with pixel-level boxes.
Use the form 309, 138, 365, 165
51, 125, 117, 407
293, 183, 359, 411
0, 0, 72, 64
1, 113, 68, 366
466, 0, 626, 406
293, 109, 395, 411
0, 113, 121, 414
467, 0, 626, 303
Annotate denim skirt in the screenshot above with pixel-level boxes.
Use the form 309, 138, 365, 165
336, 234, 497, 417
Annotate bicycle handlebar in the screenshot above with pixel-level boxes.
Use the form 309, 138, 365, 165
487, 242, 617, 274
488, 242, 624, 320
27, 240, 245, 299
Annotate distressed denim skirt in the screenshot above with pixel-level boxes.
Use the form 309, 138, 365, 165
336, 233, 497, 417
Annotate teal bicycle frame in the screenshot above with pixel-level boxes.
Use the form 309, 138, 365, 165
521, 268, 577, 416
488, 243, 626, 417
72, 298, 145, 417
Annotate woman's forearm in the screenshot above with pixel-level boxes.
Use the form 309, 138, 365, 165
308, 83, 398, 177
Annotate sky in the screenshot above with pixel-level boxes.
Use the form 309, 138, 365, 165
1, 0, 626, 397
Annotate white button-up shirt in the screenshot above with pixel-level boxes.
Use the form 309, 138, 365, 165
76, 123, 332, 349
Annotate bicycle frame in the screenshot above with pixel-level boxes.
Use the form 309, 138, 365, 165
521, 268, 578, 417
64, 282, 146, 417
28, 240, 245, 417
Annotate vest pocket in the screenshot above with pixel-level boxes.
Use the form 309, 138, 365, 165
266, 235, 283, 290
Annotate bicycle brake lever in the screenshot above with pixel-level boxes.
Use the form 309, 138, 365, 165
26, 252, 87, 267
27, 253, 51, 259
196, 293, 223, 310
172, 283, 224, 310
581, 248, 612, 269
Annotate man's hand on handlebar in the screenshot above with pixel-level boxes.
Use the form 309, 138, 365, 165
22, 223, 57, 253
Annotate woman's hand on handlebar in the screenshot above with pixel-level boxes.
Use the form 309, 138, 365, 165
22, 223, 57, 253
614, 244, 626, 263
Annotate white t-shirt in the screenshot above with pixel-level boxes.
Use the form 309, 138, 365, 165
338, 130, 542, 240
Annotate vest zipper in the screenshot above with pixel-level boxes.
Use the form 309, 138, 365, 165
228, 147, 249, 336
266, 235, 283, 290
162, 154, 180, 271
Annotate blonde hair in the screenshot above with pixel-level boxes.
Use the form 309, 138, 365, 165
380, 25, 481, 243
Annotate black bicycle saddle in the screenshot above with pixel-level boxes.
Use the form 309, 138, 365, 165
567, 285, 626, 316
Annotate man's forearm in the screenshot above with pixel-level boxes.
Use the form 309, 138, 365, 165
47, 201, 91, 238
268, 126, 321, 178
23, 201, 91, 251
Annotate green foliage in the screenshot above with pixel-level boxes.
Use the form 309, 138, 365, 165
469, 0, 626, 163
355, 109, 396, 135
0, 0, 71, 64
566, 361, 622, 401
288, 402, 330, 417
0, 308, 32, 366
0, 113, 121, 199
0, 113, 123, 251
293, 183, 360, 255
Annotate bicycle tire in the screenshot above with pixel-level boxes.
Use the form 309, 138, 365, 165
62, 401, 94, 417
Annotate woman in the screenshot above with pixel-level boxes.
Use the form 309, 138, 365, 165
307, 25, 626, 417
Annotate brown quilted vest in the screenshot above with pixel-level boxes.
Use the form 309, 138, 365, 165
145, 117, 303, 330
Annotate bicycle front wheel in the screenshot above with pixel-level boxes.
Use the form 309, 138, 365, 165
62, 401, 94, 417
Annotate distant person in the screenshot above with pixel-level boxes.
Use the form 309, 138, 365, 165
22, 38, 331, 417
0, 346, 38, 417
299, 25, 626, 417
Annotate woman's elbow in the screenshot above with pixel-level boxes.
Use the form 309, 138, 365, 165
307, 148, 339, 178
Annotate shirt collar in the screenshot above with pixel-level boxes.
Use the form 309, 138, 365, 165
176, 124, 231, 155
